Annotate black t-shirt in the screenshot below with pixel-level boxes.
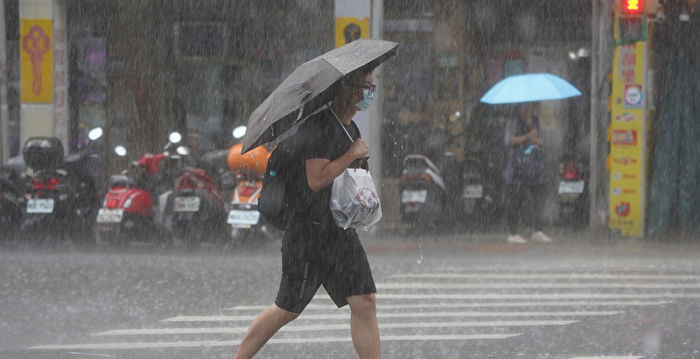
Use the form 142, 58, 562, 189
287, 108, 361, 223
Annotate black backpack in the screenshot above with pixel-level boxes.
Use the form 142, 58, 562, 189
258, 138, 299, 230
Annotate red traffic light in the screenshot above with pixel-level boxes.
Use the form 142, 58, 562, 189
622, 0, 644, 15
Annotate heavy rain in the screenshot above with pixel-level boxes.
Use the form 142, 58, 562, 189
1, 0, 699, 358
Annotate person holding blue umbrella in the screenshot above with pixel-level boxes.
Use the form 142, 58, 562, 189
503, 102, 551, 244
481, 73, 581, 244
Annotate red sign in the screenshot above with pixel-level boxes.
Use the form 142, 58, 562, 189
622, 0, 644, 15
612, 156, 638, 166
612, 130, 638, 146
615, 202, 631, 217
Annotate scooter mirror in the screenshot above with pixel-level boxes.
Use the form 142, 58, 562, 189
232, 126, 247, 139
114, 145, 127, 157
176, 146, 190, 156
88, 127, 104, 141
169, 131, 182, 144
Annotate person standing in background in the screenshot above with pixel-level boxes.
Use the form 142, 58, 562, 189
503, 103, 552, 244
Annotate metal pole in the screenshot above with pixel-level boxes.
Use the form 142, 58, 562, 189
588, 0, 600, 230
589, 0, 614, 232
369, 0, 383, 197
0, 0, 8, 163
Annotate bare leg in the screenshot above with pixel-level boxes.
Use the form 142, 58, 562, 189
347, 293, 381, 359
233, 304, 299, 359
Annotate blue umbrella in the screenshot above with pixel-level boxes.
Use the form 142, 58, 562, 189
480, 73, 582, 104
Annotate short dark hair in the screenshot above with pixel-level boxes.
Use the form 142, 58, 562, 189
343, 68, 372, 85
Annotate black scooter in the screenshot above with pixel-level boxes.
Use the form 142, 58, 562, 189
0, 160, 25, 241
19, 137, 100, 244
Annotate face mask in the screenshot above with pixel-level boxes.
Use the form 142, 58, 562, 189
355, 89, 374, 111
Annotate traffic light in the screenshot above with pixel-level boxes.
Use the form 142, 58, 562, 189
622, 0, 644, 15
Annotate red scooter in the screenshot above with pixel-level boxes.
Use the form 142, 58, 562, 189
169, 158, 228, 249
96, 134, 184, 247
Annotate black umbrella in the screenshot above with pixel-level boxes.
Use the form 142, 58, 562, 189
241, 38, 399, 153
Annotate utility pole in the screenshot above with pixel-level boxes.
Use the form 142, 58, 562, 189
369, 0, 383, 198
589, 0, 614, 231
0, 0, 8, 163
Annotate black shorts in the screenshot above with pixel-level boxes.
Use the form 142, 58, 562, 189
275, 220, 376, 314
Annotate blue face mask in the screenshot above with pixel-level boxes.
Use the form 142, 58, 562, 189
355, 89, 374, 111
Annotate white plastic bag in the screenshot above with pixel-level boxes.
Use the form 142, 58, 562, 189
330, 168, 382, 230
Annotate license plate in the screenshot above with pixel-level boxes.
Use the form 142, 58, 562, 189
27, 198, 54, 213
401, 190, 427, 203
97, 209, 124, 223
174, 197, 200, 212
558, 181, 584, 194
462, 185, 483, 199
227, 210, 260, 226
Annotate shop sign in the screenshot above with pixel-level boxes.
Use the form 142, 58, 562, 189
612, 130, 637, 146
20, 19, 53, 103
609, 39, 646, 237
335, 17, 369, 47
619, 44, 637, 84
612, 156, 638, 166
614, 112, 637, 122
624, 84, 643, 108
615, 202, 631, 217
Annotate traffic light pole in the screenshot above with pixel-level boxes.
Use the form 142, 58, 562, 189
0, 0, 8, 162
589, 0, 614, 232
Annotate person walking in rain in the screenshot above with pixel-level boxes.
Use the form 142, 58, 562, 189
504, 102, 553, 244
233, 68, 381, 358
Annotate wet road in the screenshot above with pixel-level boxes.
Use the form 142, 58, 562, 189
2, 232, 700, 359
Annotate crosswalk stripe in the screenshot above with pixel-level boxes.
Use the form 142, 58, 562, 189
162, 310, 622, 322
95, 320, 577, 336
30, 333, 520, 350
376, 282, 700, 289
227, 300, 671, 311
316, 293, 700, 300
569, 356, 644, 359
389, 273, 699, 280
30, 265, 698, 352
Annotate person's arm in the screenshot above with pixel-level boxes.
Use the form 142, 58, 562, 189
505, 119, 537, 146
306, 139, 368, 192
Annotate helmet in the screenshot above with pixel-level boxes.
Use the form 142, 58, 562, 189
227, 143, 270, 175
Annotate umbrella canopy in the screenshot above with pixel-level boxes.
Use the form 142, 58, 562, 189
480, 73, 582, 105
241, 39, 399, 153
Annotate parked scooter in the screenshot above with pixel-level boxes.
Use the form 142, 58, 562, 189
224, 143, 280, 247
399, 124, 461, 229
19, 137, 100, 244
557, 154, 588, 229
95, 133, 184, 247
0, 161, 25, 240
169, 148, 228, 249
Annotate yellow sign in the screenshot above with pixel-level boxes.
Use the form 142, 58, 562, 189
335, 17, 369, 48
609, 40, 646, 237
20, 19, 53, 103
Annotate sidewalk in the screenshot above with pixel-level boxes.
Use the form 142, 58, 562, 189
360, 219, 700, 256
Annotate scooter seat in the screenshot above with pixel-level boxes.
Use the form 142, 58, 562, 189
109, 174, 136, 188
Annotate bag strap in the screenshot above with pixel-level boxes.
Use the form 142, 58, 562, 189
329, 107, 355, 143
329, 106, 369, 171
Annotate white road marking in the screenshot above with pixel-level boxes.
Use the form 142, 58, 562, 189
313, 293, 700, 300
162, 310, 622, 322
30, 333, 520, 350
569, 356, 643, 359
376, 282, 700, 289
388, 273, 699, 280
227, 300, 671, 311
96, 320, 577, 336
